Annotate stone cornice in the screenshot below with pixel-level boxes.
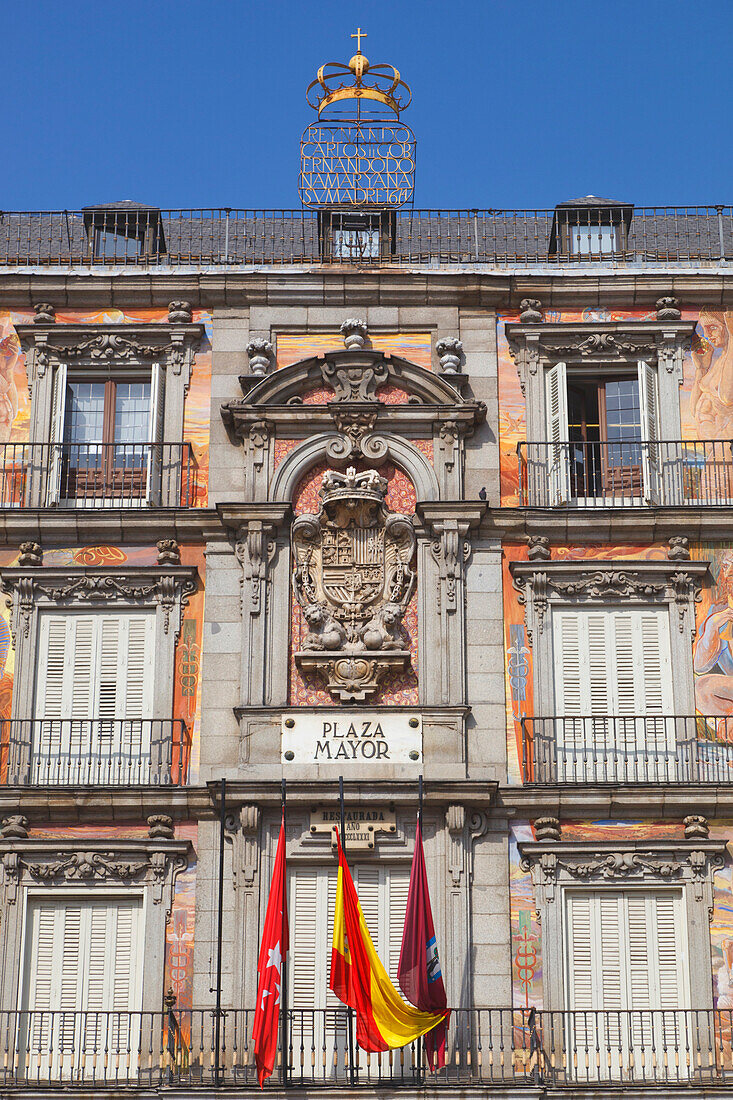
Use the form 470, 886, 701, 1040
479, 505, 733, 543
2, 270, 733, 311
0, 786, 213, 823
415, 501, 487, 534
0, 508, 223, 546
499, 784, 733, 819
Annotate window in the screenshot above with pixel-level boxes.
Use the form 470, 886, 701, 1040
552, 607, 674, 780
331, 213, 381, 260
49, 363, 164, 506
20, 895, 143, 1078
568, 223, 617, 256
33, 611, 156, 784
289, 864, 409, 1066
565, 888, 688, 1075
546, 360, 659, 505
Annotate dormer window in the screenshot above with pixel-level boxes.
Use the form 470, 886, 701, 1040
82, 202, 166, 261
318, 209, 396, 261
550, 196, 633, 259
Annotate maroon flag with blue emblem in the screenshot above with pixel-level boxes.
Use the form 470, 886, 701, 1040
397, 819, 448, 1070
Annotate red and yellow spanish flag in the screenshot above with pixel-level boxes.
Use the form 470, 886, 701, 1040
329, 828, 448, 1053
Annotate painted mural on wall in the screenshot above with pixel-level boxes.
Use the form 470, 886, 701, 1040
497, 307, 733, 507
0, 309, 212, 506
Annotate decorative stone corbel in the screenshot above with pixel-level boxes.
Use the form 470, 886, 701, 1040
246, 339, 274, 376
684, 815, 709, 840
430, 520, 471, 614
533, 817, 561, 842
32, 303, 55, 324
526, 535, 551, 562
435, 337, 463, 373
17, 542, 42, 567
438, 420, 460, 481
519, 299, 544, 324
656, 296, 681, 321
248, 420, 270, 475
340, 318, 368, 350
668, 536, 690, 561
2, 851, 20, 903
157, 539, 181, 566
148, 815, 175, 840
1, 816, 28, 839
446, 804, 466, 886
507, 330, 541, 397
168, 301, 193, 324
235, 521, 278, 616
238, 805, 261, 888
325, 404, 388, 464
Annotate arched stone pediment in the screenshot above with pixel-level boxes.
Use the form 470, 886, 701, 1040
222, 348, 483, 434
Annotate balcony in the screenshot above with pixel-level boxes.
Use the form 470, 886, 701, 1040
0, 206, 731, 268
0, 443, 195, 508
518, 439, 733, 508
0, 719, 190, 786
522, 715, 733, 785
1, 1008, 732, 1087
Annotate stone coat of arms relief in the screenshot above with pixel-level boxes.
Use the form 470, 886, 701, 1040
292, 467, 416, 702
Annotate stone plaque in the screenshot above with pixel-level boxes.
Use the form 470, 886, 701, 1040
310, 806, 397, 850
281, 712, 422, 765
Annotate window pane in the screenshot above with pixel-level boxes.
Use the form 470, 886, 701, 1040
114, 382, 150, 444
571, 224, 616, 255
64, 383, 105, 445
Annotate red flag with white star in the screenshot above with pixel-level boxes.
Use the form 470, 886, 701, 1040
252, 813, 288, 1087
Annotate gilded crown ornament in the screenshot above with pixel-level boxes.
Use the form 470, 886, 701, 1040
292, 466, 416, 702
306, 29, 412, 119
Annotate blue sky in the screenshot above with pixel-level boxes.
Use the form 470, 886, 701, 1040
5, 0, 731, 210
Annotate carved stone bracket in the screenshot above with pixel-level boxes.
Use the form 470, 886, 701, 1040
321, 353, 389, 401
0, 566, 198, 643
510, 559, 708, 644
226, 805, 261, 889
233, 505, 290, 617
325, 402, 388, 464
419, 504, 484, 615
446, 804, 466, 886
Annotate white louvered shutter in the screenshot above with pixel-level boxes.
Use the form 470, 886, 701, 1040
22, 897, 142, 1077
638, 361, 660, 503
553, 608, 673, 781
46, 363, 67, 505
33, 612, 156, 784
565, 889, 686, 1075
545, 361, 569, 505
146, 362, 166, 505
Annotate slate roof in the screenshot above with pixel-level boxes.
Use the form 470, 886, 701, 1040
0, 208, 730, 265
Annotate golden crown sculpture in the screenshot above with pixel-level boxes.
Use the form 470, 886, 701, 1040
306, 29, 412, 119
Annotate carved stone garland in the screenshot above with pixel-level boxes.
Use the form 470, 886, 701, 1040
292, 467, 416, 702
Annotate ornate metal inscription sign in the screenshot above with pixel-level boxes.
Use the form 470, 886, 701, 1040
292, 467, 416, 702
281, 712, 422, 765
309, 805, 397, 850
299, 123, 415, 207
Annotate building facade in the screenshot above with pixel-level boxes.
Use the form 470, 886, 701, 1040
1, 45, 733, 1098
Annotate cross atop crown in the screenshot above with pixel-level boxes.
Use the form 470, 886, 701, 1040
350, 27, 367, 52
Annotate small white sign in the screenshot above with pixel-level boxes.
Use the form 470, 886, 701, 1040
281, 712, 422, 765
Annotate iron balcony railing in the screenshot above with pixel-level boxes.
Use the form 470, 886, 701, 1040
522, 715, 733, 785
0, 442, 195, 508
1, 1007, 733, 1087
0, 719, 190, 786
0, 207, 731, 267
518, 439, 733, 508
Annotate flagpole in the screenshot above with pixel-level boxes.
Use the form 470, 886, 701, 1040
214, 777, 226, 1086
280, 778, 289, 1087
339, 774, 356, 1085
416, 774, 423, 1083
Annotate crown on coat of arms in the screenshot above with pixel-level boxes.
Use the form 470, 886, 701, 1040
320, 466, 388, 512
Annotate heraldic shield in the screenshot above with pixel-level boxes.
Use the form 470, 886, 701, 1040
292, 467, 416, 702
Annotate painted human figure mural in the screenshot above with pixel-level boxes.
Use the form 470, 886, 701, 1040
695, 551, 733, 716
690, 311, 733, 439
